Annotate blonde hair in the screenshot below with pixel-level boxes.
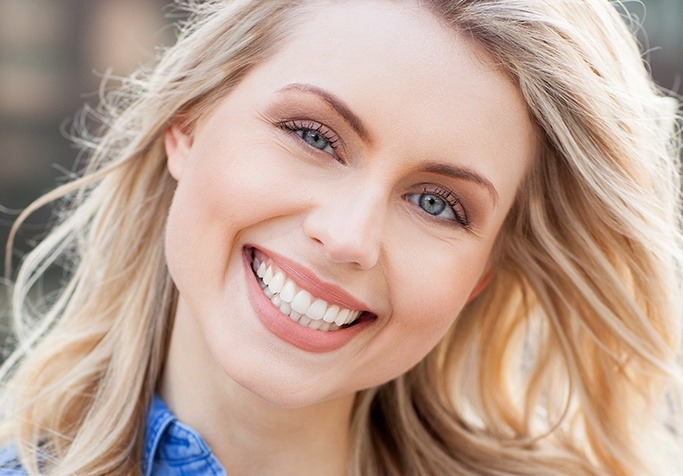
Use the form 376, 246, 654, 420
2, 1, 682, 474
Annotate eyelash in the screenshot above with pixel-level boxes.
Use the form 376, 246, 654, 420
276, 119, 470, 229
277, 119, 343, 161
419, 185, 470, 228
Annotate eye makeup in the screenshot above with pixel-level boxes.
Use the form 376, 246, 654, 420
275, 82, 372, 143
420, 185, 469, 227
260, 90, 493, 234
277, 119, 344, 163
260, 93, 356, 162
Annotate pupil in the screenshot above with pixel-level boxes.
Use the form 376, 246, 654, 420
419, 194, 446, 215
303, 130, 326, 149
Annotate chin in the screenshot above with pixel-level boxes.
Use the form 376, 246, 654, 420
229, 370, 349, 409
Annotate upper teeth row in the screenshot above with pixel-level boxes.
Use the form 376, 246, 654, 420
252, 256, 362, 329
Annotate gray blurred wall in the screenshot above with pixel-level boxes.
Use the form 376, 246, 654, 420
0, 0, 171, 353
0, 0, 171, 265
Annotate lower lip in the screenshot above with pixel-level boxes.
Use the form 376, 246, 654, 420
242, 249, 372, 353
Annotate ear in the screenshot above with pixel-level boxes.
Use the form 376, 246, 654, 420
468, 271, 492, 302
164, 124, 193, 180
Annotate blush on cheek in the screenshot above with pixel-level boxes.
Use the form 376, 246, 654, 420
164, 148, 302, 301
164, 182, 233, 301
400, 252, 485, 309
164, 199, 203, 299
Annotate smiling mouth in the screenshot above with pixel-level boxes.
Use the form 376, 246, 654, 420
247, 247, 374, 332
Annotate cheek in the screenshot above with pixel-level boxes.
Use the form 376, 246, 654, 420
394, 228, 493, 315
368, 235, 494, 376
411, 249, 486, 308
164, 136, 292, 300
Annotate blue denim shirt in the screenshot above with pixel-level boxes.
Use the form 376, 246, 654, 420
0, 395, 227, 475
142, 395, 226, 475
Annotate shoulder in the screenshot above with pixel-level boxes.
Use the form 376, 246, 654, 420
0, 444, 26, 475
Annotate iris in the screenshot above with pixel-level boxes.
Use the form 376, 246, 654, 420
419, 194, 446, 216
300, 130, 329, 150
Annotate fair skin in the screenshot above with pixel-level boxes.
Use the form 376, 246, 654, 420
160, 1, 535, 474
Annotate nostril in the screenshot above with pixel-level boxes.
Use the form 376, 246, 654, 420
302, 207, 381, 269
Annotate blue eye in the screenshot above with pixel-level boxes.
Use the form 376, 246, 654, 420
407, 187, 469, 228
418, 194, 449, 216
278, 120, 340, 159
297, 129, 333, 154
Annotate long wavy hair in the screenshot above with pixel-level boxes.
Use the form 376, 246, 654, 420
2, 1, 682, 474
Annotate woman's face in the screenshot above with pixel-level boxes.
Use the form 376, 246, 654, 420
164, 0, 535, 407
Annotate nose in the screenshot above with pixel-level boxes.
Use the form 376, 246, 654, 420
302, 184, 385, 270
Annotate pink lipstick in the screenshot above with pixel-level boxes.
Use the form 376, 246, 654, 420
242, 246, 375, 353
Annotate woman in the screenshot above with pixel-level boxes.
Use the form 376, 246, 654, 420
1, 0, 681, 474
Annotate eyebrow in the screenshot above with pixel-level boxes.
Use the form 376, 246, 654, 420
421, 162, 499, 206
277, 83, 372, 143
277, 83, 498, 206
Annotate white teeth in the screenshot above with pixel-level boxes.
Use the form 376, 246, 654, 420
308, 318, 324, 330
323, 305, 339, 323
251, 253, 368, 332
347, 310, 360, 324
299, 316, 312, 327
280, 280, 296, 303
263, 266, 274, 285
335, 308, 350, 327
279, 301, 292, 315
257, 261, 267, 278
306, 299, 327, 321
291, 290, 312, 314
268, 271, 285, 294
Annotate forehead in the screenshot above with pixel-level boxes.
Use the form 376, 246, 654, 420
232, 0, 536, 207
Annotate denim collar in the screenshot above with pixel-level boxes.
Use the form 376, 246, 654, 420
142, 395, 227, 475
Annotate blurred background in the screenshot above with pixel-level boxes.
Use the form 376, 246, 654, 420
0, 0, 174, 354
0, 0, 682, 356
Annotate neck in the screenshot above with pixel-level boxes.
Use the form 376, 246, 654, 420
158, 300, 355, 476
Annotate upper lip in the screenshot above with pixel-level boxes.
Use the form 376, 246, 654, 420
246, 245, 373, 313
